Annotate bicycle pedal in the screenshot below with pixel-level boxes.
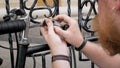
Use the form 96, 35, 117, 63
0, 58, 3, 66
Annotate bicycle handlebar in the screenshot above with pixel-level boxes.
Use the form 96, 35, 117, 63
0, 20, 26, 35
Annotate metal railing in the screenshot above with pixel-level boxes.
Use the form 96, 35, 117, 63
0, 0, 98, 68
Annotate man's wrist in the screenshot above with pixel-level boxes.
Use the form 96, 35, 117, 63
52, 55, 70, 63
75, 39, 87, 51
51, 48, 69, 56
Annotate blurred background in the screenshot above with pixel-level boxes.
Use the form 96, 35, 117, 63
0, 0, 98, 68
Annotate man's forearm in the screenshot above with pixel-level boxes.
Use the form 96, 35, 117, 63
52, 61, 70, 68
81, 41, 120, 68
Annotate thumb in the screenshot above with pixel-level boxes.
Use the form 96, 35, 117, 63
54, 26, 67, 38
45, 19, 54, 32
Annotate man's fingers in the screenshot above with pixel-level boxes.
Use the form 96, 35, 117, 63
45, 19, 55, 33
55, 14, 73, 25
54, 26, 67, 38
40, 26, 47, 37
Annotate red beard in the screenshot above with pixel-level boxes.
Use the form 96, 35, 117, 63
93, 14, 120, 56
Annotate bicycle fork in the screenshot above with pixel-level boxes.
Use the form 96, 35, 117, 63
15, 14, 30, 68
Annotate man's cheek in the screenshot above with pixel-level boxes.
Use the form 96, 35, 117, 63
116, 2, 120, 10
112, 0, 120, 10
